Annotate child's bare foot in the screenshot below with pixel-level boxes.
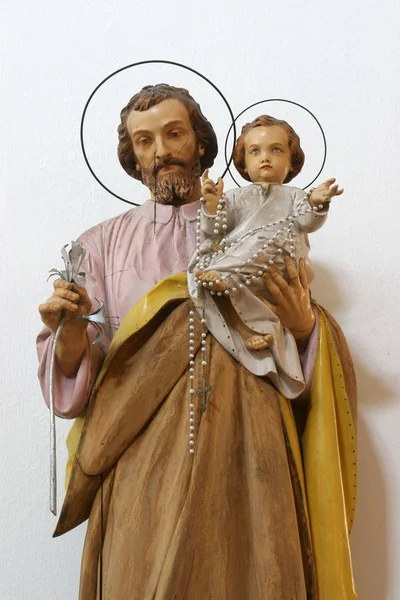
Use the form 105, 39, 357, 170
195, 269, 228, 292
245, 334, 273, 351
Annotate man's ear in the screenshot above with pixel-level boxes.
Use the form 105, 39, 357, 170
198, 144, 205, 157
136, 163, 141, 172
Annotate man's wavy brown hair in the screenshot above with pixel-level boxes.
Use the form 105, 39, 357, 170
117, 84, 218, 181
233, 115, 305, 184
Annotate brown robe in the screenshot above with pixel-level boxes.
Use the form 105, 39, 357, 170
55, 299, 356, 600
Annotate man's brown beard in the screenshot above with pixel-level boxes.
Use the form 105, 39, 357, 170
141, 160, 201, 206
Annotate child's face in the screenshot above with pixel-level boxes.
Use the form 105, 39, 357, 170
244, 125, 293, 185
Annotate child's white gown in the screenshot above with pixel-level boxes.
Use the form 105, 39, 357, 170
187, 183, 328, 399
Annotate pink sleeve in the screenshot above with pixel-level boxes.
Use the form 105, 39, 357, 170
296, 308, 319, 402
36, 228, 111, 419
37, 327, 102, 418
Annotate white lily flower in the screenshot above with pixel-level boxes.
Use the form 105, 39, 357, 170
48, 241, 86, 287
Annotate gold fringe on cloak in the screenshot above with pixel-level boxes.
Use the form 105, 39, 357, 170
55, 273, 357, 600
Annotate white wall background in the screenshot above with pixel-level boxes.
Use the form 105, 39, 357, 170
1, 1, 399, 598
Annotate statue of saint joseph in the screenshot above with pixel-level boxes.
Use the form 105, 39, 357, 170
37, 84, 357, 599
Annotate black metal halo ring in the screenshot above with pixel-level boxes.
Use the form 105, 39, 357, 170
223, 98, 327, 190
80, 60, 237, 206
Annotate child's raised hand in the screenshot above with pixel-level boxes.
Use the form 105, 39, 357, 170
201, 169, 224, 214
309, 178, 343, 208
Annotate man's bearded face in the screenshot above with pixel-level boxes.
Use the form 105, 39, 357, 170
126, 98, 205, 206
140, 157, 201, 206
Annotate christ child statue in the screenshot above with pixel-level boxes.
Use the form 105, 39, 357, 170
187, 115, 343, 399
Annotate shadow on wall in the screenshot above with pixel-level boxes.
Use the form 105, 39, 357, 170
310, 260, 393, 600
309, 260, 347, 314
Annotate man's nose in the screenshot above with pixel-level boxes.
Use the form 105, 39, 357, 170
154, 136, 172, 160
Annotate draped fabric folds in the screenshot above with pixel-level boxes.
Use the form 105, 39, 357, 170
55, 273, 357, 600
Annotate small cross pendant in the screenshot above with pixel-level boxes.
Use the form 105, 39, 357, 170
195, 378, 212, 412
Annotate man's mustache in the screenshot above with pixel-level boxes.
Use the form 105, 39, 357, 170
152, 157, 187, 174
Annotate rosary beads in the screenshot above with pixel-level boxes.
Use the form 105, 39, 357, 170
187, 189, 323, 454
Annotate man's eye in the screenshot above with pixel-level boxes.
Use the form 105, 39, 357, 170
138, 138, 150, 145
169, 131, 181, 137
